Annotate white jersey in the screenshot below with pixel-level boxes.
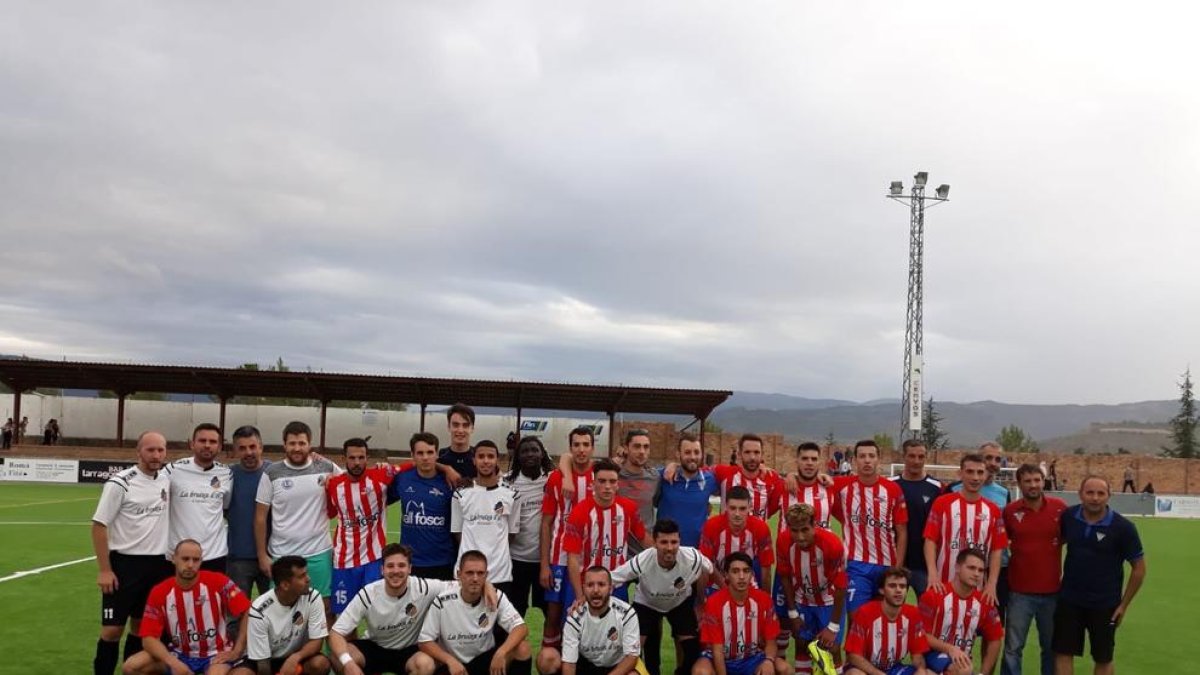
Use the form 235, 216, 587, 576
256, 457, 341, 557
508, 472, 549, 563
92, 466, 170, 555
418, 588, 524, 664
612, 546, 712, 613
451, 484, 520, 583
332, 577, 454, 650
562, 597, 642, 668
245, 588, 328, 660
165, 458, 232, 560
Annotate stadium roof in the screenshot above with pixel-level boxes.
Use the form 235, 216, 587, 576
0, 358, 731, 419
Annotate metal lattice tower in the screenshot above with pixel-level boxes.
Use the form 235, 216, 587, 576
887, 173, 949, 440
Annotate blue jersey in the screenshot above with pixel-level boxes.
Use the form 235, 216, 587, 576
227, 460, 270, 560
654, 467, 718, 547
388, 470, 455, 567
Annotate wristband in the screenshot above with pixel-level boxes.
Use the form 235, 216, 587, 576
825, 621, 840, 633
339, 653, 353, 666
787, 609, 800, 619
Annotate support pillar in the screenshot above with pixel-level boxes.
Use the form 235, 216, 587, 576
699, 416, 707, 450
218, 396, 228, 453
116, 393, 127, 448
319, 400, 329, 452
12, 389, 21, 445
420, 403, 427, 432
516, 406, 523, 437
608, 410, 616, 459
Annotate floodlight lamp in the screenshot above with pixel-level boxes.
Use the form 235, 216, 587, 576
889, 181, 904, 195
914, 172, 928, 187
935, 184, 950, 199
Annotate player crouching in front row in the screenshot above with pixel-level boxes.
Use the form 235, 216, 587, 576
695, 552, 790, 675
843, 567, 932, 675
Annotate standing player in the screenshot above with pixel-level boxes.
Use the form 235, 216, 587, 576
226, 425, 271, 596
843, 568, 931, 675
669, 433, 781, 521
923, 454, 1007, 603
413, 550, 533, 675
232, 556, 331, 675
699, 486, 774, 590
389, 432, 457, 580
505, 435, 554, 619
559, 567, 643, 675
830, 440, 908, 620
616, 428, 659, 556
1002, 464, 1067, 675
92, 430, 172, 675
945, 443, 1013, 623
611, 519, 711, 675
695, 552, 788, 675
451, 440, 520, 589
438, 403, 478, 478
654, 432, 719, 547
888, 439, 942, 598
254, 421, 341, 606
540, 426, 598, 652
122, 539, 250, 675
563, 459, 652, 604
918, 549, 1003, 675
326, 437, 394, 616
165, 423, 233, 572
775, 504, 847, 675
776, 443, 835, 528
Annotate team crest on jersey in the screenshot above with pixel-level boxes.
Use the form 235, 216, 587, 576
922, 496, 931, 504
1013, 511, 1025, 522
477, 613, 490, 628
405, 603, 417, 617
292, 611, 304, 626
430, 487, 444, 497
282, 479, 294, 490
673, 576, 686, 590
210, 476, 221, 489
160, 489, 167, 501
1097, 532, 1106, 542
494, 501, 505, 515
606, 626, 619, 641
318, 475, 327, 486
976, 511, 988, 521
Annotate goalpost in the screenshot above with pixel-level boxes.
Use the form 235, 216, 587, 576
888, 463, 1018, 489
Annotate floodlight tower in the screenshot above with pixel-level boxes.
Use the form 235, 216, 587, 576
887, 173, 950, 440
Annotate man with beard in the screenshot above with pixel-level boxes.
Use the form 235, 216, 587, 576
227, 426, 272, 596
667, 434, 781, 521
611, 519, 710, 675
91, 430, 172, 675
165, 423, 233, 572
654, 432, 718, 548
451, 441, 520, 589
776, 443, 835, 529
232, 557, 331, 675
919, 549, 1003, 675
923, 454, 1007, 604
121, 539, 251, 675
843, 568, 932, 675
326, 438, 395, 616
563, 459, 651, 604
699, 486, 774, 590
614, 428, 659, 557
540, 427, 598, 653
695, 552, 788, 675
888, 439, 943, 598
775, 504, 847, 675
559, 567, 643, 675
505, 435, 554, 619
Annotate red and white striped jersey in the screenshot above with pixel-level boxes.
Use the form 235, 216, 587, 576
832, 476, 909, 566
699, 588, 780, 661
562, 496, 647, 570
775, 481, 835, 529
699, 513, 775, 574
844, 600, 929, 671
775, 527, 847, 607
542, 468, 594, 567
918, 586, 1003, 654
713, 464, 781, 520
326, 467, 394, 569
139, 571, 251, 659
923, 493, 1008, 582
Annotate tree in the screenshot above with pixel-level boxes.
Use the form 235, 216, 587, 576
996, 425, 1039, 453
873, 432, 895, 451
921, 397, 950, 450
1164, 368, 1197, 459
702, 419, 724, 434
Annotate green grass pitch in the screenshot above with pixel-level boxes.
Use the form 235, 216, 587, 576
0, 482, 1188, 673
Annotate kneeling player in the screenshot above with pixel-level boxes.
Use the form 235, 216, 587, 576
231, 556, 331, 675
122, 539, 250, 675
843, 567, 931, 675
695, 552, 789, 675
557, 567, 643, 675
413, 550, 533, 675
918, 549, 1003, 675
775, 504, 847, 675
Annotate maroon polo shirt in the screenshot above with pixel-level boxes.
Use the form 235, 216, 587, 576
1003, 495, 1068, 594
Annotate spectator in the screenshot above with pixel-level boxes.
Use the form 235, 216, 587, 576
1122, 464, 1136, 493
19, 416, 28, 443
2, 418, 12, 449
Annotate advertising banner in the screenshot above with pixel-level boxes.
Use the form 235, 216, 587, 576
77, 460, 137, 484
0, 457, 80, 483
1154, 495, 1200, 519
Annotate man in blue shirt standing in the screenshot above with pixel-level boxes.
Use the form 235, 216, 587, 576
389, 432, 457, 580
654, 432, 717, 547
1054, 476, 1146, 675
226, 424, 271, 596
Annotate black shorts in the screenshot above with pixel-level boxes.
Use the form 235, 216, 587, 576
101, 552, 173, 626
200, 556, 227, 573
354, 639, 419, 672
436, 648, 498, 675
634, 600, 699, 638
565, 656, 614, 675
412, 564, 455, 581
1052, 601, 1117, 663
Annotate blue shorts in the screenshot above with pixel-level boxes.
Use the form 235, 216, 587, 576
170, 651, 211, 673
924, 651, 952, 673
845, 561, 888, 615
887, 666, 918, 675
699, 651, 767, 675
332, 560, 383, 614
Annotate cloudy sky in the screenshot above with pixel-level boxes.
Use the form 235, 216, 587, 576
2, 2, 1198, 405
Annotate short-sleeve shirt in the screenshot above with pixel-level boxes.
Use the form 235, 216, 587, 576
923, 493, 1008, 582
612, 546, 712, 612
562, 597, 642, 667
699, 513, 775, 575
832, 476, 908, 567
255, 457, 341, 558
844, 600, 929, 670
889, 474, 943, 572
331, 577, 453, 650
654, 468, 719, 547
618, 465, 659, 555
387, 469, 455, 568
1003, 496, 1067, 594
451, 483, 520, 583
949, 480, 1011, 566
699, 588, 779, 661
245, 588, 328, 661
418, 588, 524, 663
508, 471, 550, 563
165, 458, 233, 561
1059, 505, 1144, 608
563, 496, 647, 571
326, 467, 394, 569
713, 465, 781, 520
139, 571, 250, 659
92, 466, 170, 556
775, 527, 847, 607
918, 586, 1003, 654
437, 446, 476, 479
776, 481, 836, 530
543, 468, 595, 567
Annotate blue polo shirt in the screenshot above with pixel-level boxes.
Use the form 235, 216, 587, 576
227, 460, 271, 560
1060, 505, 1143, 609
388, 469, 455, 567
653, 467, 718, 547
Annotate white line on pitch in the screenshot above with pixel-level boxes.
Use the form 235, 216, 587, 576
0, 497, 95, 509
0, 556, 96, 583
